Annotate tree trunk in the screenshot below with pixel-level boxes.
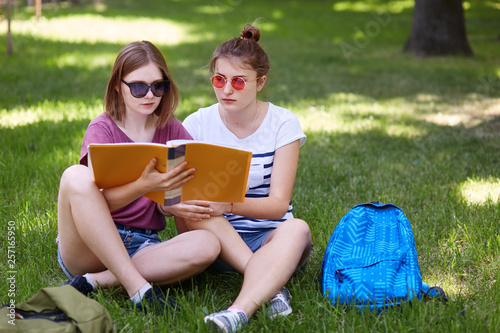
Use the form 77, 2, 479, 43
403, 0, 473, 57
7, 0, 12, 55
35, 0, 42, 20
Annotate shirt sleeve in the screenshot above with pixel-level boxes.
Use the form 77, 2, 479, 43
182, 111, 203, 141
80, 121, 115, 166
275, 109, 307, 150
167, 118, 193, 141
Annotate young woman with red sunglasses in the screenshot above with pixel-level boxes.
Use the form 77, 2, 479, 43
56, 41, 220, 313
174, 25, 313, 331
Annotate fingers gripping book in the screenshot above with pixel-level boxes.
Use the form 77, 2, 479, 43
88, 140, 252, 206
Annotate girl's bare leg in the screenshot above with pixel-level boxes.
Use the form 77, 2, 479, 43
57, 165, 148, 297
231, 219, 311, 316
88, 230, 220, 287
180, 215, 253, 274
180, 215, 311, 317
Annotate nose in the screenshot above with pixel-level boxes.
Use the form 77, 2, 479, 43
223, 80, 233, 94
144, 87, 155, 98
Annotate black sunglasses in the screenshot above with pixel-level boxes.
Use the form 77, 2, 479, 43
121, 79, 170, 98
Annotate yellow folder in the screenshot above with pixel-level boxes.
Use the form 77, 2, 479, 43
88, 141, 252, 206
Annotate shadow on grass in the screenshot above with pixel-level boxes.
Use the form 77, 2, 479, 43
1, 82, 499, 333
1, 0, 498, 112
1, 2, 499, 328
295, 111, 500, 291
0, 118, 89, 215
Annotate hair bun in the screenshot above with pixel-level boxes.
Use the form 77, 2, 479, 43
240, 24, 261, 42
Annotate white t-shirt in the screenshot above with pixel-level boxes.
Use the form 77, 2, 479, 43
183, 102, 306, 233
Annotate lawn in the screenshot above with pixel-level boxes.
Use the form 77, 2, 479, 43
1, 0, 500, 332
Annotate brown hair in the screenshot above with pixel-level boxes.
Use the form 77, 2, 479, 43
105, 41, 179, 128
209, 24, 270, 78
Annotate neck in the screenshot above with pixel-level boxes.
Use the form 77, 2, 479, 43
220, 101, 261, 138
117, 114, 157, 142
119, 113, 155, 130
221, 101, 259, 123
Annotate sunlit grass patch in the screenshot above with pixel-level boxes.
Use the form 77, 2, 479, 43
49, 51, 114, 70
1, 0, 500, 331
332, 0, 414, 13
419, 94, 500, 129
0, 14, 197, 46
459, 177, 500, 205
0, 100, 102, 129
293, 94, 430, 138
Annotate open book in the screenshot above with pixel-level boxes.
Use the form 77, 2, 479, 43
88, 140, 252, 206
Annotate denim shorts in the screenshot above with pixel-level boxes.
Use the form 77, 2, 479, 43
57, 223, 161, 279
115, 223, 160, 257
210, 229, 313, 272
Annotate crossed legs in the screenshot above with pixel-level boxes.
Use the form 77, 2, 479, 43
177, 215, 312, 317
57, 165, 220, 296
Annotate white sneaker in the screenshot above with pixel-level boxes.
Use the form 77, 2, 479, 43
266, 287, 292, 318
204, 309, 248, 333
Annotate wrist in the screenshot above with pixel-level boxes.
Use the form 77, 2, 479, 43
229, 202, 234, 214
134, 177, 152, 198
157, 203, 173, 217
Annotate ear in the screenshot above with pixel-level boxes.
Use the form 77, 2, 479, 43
256, 75, 267, 91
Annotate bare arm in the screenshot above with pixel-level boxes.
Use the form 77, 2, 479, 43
209, 139, 300, 220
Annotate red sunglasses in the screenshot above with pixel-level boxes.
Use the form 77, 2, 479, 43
211, 75, 259, 90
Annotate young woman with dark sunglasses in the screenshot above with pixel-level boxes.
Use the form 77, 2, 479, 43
174, 25, 313, 331
56, 41, 220, 313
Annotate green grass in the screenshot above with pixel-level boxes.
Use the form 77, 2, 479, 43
1, 0, 500, 331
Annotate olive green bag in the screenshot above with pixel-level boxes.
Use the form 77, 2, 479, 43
0, 285, 115, 333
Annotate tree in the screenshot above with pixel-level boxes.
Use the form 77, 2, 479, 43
403, 0, 474, 57
35, 0, 42, 20
6, 0, 12, 55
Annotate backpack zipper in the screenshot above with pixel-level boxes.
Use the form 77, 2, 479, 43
335, 270, 343, 283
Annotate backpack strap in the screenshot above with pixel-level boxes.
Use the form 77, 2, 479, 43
422, 282, 448, 301
354, 201, 401, 210
422, 283, 465, 315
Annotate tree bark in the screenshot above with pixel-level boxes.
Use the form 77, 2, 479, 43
403, 0, 474, 57
7, 0, 12, 55
35, 0, 42, 20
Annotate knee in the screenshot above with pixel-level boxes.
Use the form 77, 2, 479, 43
291, 219, 311, 238
59, 165, 95, 195
183, 216, 221, 232
189, 230, 221, 264
285, 219, 312, 246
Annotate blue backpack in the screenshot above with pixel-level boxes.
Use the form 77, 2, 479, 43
321, 202, 444, 310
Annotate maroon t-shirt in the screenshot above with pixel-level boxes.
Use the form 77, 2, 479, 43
80, 113, 192, 231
